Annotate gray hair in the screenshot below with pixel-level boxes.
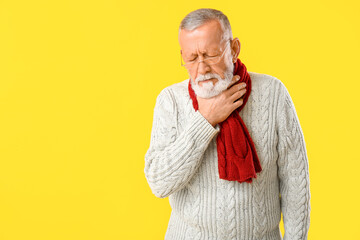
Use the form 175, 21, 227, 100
178, 8, 233, 42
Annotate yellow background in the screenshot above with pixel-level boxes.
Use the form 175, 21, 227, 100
0, 0, 359, 239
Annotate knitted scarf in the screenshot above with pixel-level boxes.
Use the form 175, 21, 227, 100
188, 58, 262, 183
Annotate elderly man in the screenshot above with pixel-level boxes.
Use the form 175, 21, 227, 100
144, 8, 311, 240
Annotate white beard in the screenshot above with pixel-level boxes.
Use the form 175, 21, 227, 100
189, 54, 235, 99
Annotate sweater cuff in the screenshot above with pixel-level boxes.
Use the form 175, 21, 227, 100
187, 110, 220, 144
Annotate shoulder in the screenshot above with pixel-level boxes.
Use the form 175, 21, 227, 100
248, 71, 286, 91
248, 71, 290, 106
248, 71, 298, 124
163, 78, 190, 99
159, 78, 190, 104
250, 71, 293, 98
155, 79, 190, 114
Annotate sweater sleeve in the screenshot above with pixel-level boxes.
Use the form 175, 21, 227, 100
144, 88, 220, 199
276, 83, 311, 240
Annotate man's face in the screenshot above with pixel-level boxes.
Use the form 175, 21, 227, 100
179, 19, 234, 98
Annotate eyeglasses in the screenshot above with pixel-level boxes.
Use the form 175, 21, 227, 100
180, 40, 231, 70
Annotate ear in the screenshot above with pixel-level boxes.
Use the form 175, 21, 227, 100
231, 37, 241, 63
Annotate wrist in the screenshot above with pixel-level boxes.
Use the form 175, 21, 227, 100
200, 112, 217, 127
208, 119, 217, 127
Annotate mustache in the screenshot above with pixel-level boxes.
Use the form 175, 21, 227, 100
195, 73, 221, 83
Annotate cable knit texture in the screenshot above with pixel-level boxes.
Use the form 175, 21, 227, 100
144, 71, 311, 240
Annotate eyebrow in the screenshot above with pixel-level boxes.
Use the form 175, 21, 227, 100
188, 49, 219, 57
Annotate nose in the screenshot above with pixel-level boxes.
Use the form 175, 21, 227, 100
196, 59, 212, 77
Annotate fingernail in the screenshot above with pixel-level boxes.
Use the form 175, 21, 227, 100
243, 83, 247, 87
237, 76, 240, 80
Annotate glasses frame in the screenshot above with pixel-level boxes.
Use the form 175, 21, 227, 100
180, 39, 231, 70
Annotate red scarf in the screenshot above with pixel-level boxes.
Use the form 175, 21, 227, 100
188, 58, 262, 183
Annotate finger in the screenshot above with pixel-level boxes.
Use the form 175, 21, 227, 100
226, 81, 246, 97
230, 88, 247, 102
227, 75, 240, 89
232, 97, 244, 110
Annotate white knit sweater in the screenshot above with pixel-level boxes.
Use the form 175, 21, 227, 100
144, 71, 311, 240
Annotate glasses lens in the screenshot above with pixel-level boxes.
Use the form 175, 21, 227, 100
204, 56, 221, 65
182, 59, 197, 69
181, 41, 229, 69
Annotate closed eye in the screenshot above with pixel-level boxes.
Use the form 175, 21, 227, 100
189, 56, 198, 61
187, 52, 219, 61
205, 53, 219, 58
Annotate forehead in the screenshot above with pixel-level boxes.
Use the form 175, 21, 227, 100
179, 20, 224, 55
